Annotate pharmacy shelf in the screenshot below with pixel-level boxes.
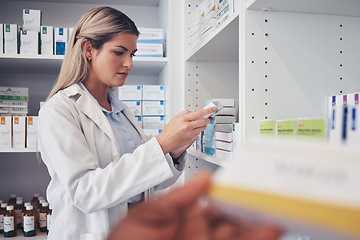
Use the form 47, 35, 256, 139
0, 148, 37, 153
0, 230, 47, 239
246, 0, 360, 17
0, 55, 168, 76
187, 147, 231, 168
10, 0, 160, 6
186, 13, 239, 62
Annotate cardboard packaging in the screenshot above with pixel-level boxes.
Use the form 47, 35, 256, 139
143, 128, 162, 137
54, 27, 68, 55
137, 28, 163, 44
20, 30, 39, 55
0, 116, 12, 148
12, 116, 26, 148
136, 43, 163, 57
22, 9, 42, 32
4, 24, 18, 55
142, 100, 165, 116
122, 100, 142, 116
142, 85, 165, 100
26, 116, 38, 148
40, 26, 53, 55
142, 116, 165, 129
118, 85, 142, 100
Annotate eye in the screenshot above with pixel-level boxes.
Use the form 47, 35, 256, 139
131, 53, 136, 58
114, 51, 124, 56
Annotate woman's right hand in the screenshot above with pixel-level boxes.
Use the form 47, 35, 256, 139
156, 107, 217, 156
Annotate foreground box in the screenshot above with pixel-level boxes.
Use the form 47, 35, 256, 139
207, 140, 360, 240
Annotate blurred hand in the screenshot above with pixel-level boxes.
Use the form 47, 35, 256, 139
107, 172, 282, 240
156, 107, 217, 157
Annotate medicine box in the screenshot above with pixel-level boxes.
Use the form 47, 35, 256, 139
142, 100, 165, 116
136, 43, 163, 58
215, 131, 232, 142
143, 128, 162, 137
122, 100, 142, 116
259, 119, 276, 137
26, 116, 38, 148
40, 26, 53, 55
118, 85, 142, 100
20, 30, 39, 55
13, 116, 26, 148
22, 9, 42, 32
276, 119, 297, 137
0, 24, 3, 54
134, 116, 142, 128
54, 27, 68, 55
4, 24, 18, 55
210, 98, 237, 108
213, 115, 235, 124
0, 87, 29, 101
215, 148, 232, 159
142, 116, 165, 129
68, 27, 74, 40
0, 116, 12, 148
137, 28, 163, 44
214, 123, 233, 132
215, 140, 232, 151
142, 85, 165, 100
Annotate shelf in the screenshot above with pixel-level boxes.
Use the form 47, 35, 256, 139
0, 55, 168, 76
187, 147, 231, 168
0, 148, 37, 153
9, 0, 160, 7
186, 13, 239, 62
246, 0, 360, 17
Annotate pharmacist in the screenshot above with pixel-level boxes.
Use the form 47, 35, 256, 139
37, 6, 216, 240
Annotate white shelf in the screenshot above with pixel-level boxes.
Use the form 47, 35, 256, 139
10, 0, 160, 6
186, 13, 239, 62
187, 148, 231, 168
0, 55, 168, 76
246, 0, 360, 17
0, 148, 37, 153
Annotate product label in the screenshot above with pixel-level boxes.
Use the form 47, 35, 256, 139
25, 9, 30, 14
1, 117, 5, 125
47, 214, 51, 231
0, 214, 4, 230
5, 24, 10, 32
28, 116, 33, 125
4, 216, 14, 232
42, 27, 47, 34
39, 212, 47, 228
24, 216, 35, 232
15, 209, 22, 224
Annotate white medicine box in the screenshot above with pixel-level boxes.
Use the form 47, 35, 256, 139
142, 100, 165, 116
0, 116, 12, 148
122, 100, 142, 116
136, 43, 163, 57
54, 27, 68, 55
118, 85, 142, 100
142, 116, 165, 129
12, 116, 26, 148
26, 116, 38, 148
137, 28, 163, 44
142, 85, 165, 100
20, 30, 39, 55
23, 9, 42, 32
4, 24, 18, 55
0, 24, 3, 54
40, 26, 53, 55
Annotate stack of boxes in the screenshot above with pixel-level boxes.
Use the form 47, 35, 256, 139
187, 0, 235, 50
0, 116, 38, 148
0, 87, 38, 149
136, 28, 164, 58
0, 87, 28, 116
1, 9, 73, 55
118, 85, 165, 136
200, 98, 239, 159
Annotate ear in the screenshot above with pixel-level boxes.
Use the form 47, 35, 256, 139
82, 39, 93, 61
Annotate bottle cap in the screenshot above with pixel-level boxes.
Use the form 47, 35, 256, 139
1, 203, 7, 208
16, 199, 23, 205
26, 205, 33, 211
42, 202, 49, 207
24, 202, 31, 207
7, 205, 14, 211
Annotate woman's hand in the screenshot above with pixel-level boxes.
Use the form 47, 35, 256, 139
156, 107, 217, 156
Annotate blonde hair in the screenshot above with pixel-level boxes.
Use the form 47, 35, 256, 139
46, 6, 139, 100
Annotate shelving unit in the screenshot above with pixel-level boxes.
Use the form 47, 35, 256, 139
0, 0, 178, 218
183, 0, 360, 179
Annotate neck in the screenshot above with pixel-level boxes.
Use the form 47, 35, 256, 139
82, 80, 111, 111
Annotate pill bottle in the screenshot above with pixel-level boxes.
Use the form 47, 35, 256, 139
0, 203, 8, 234
4, 205, 17, 237
23, 205, 36, 237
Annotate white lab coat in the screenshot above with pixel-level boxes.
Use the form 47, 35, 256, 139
38, 84, 186, 240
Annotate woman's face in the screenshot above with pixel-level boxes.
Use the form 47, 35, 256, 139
88, 33, 138, 88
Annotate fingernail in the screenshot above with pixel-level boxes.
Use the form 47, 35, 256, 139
212, 107, 217, 111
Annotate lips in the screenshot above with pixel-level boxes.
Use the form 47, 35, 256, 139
118, 72, 128, 77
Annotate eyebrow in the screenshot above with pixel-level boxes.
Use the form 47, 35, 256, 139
116, 46, 137, 53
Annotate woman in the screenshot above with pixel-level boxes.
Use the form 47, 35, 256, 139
38, 6, 216, 240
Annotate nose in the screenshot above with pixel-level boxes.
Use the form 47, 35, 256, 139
123, 54, 133, 69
